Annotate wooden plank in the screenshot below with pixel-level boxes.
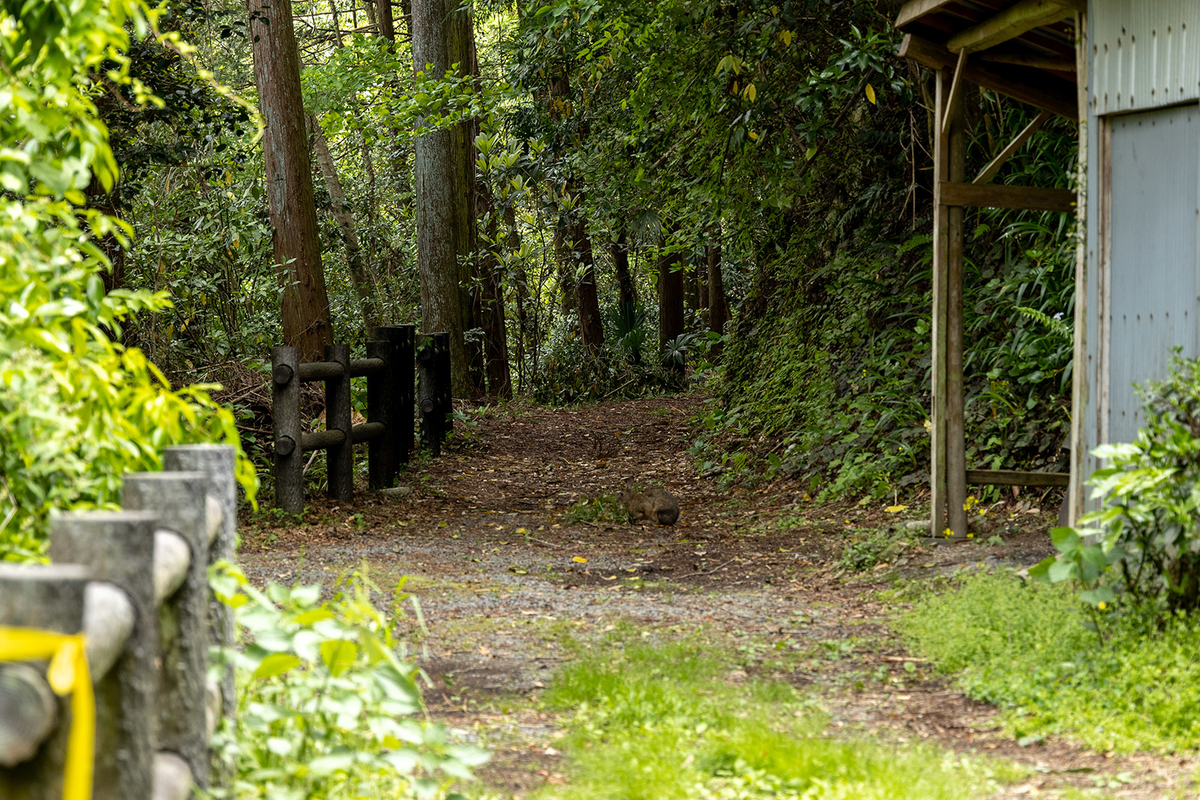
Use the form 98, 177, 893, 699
980, 50, 1077, 71
966, 469, 1070, 487
930, 68, 950, 539
896, 0, 959, 30
1068, 9, 1088, 525
974, 111, 1051, 184
942, 49, 968, 138
948, 0, 1077, 54
946, 70, 968, 539
939, 181, 1077, 212
899, 34, 1078, 119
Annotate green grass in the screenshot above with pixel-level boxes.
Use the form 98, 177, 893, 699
900, 570, 1200, 753
566, 493, 627, 524
531, 630, 1023, 799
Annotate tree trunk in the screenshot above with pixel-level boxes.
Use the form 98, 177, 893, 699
685, 255, 700, 321
476, 188, 511, 397
375, 0, 395, 41
412, 0, 476, 396
611, 227, 637, 310
569, 213, 604, 352
310, 114, 380, 336
249, 0, 332, 362
658, 249, 684, 374
504, 205, 529, 394
707, 242, 728, 359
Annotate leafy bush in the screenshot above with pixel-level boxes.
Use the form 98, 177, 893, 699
0, 0, 256, 561
530, 322, 681, 405
1031, 354, 1200, 616
902, 571, 1200, 753
208, 564, 487, 799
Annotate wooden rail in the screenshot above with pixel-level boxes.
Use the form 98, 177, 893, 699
0, 446, 238, 800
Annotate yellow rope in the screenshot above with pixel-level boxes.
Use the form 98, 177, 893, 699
0, 626, 94, 800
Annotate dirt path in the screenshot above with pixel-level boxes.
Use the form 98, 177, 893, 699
240, 395, 1196, 799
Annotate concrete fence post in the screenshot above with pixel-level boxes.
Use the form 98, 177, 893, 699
0, 564, 91, 800
50, 512, 159, 800
163, 444, 237, 724
122, 472, 211, 790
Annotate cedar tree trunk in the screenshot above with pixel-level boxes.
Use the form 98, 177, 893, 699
412, 0, 476, 396
249, 0, 332, 362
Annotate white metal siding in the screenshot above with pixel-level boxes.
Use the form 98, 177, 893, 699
1106, 105, 1200, 444
1092, 0, 1200, 114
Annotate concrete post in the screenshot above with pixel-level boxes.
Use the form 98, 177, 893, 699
122, 472, 211, 789
50, 511, 159, 800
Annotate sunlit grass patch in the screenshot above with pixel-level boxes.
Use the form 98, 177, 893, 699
534, 632, 1022, 799
901, 570, 1200, 753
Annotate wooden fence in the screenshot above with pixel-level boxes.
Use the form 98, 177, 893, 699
0, 445, 237, 800
271, 325, 453, 514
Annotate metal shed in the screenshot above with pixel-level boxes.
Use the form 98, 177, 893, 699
895, 0, 1200, 535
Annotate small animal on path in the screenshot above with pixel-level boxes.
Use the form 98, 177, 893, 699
619, 478, 680, 526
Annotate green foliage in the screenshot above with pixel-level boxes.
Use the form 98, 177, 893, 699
902, 571, 1200, 753
1031, 354, 1200, 617
839, 525, 918, 572
539, 630, 1021, 799
713, 100, 1078, 499
566, 493, 625, 525
531, 324, 680, 405
208, 564, 488, 799
0, 0, 256, 561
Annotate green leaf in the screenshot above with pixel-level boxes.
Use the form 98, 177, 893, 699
253, 653, 301, 680
320, 639, 359, 677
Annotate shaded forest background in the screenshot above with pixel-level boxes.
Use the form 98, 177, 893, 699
102, 0, 1078, 502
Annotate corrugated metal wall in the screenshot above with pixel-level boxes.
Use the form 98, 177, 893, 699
1092, 0, 1200, 114
1106, 106, 1200, 444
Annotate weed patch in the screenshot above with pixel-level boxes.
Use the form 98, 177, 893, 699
901, 571, 1200, 753
535, 631, 1021, 798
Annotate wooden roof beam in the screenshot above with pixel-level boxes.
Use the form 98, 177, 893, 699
899, 34, 1078, 120
896, 0, 958, 30
947, 0, 1086, 54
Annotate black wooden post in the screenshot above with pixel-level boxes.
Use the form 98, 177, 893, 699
325, 344, 353, 501
365, 339, 389, 490
379, 325, 415, 476
272, 345, 303, 514
434, 331, 453, 435
417, 333, 441, 456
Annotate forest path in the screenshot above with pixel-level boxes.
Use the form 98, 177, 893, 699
240, 395, 1194, 799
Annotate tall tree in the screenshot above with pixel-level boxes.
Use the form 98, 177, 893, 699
248, 0, 332, 361
412, 0, 477, 396
658, 247, 684, 372
706, 241, 728, 359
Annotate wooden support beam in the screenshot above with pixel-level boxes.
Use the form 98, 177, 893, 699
930, 69, 950, 540
942, 50, 968, 138
948, 0, 1080, 54
939, 181, 1077, 212
980, 50, 1077, 72
899, 34, 1078, 120
974, 111, 1051, 184
966, 469, 1070, 487
896, 0, 957, 30
945, 73, 968, 541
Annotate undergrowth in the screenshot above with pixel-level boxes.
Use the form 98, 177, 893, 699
901, 571, 1200, 754
531, 629, 1025, 799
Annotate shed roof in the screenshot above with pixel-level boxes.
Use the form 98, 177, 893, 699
895, 0, 1082, 120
